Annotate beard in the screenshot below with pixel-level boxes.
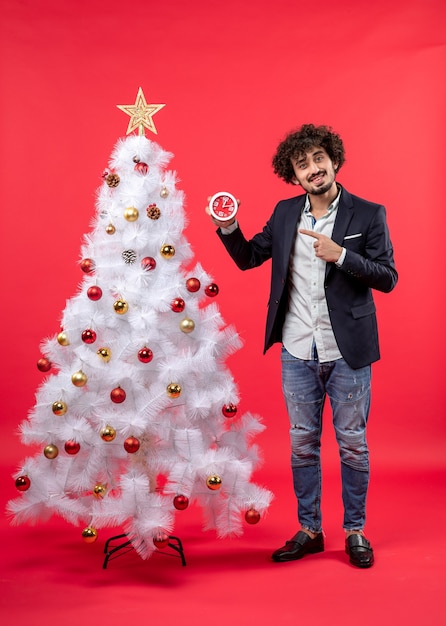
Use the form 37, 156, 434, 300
310, 180, 335, 195
304, 170, 336, 196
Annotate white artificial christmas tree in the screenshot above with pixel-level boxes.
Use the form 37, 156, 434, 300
8, 89, 273, 561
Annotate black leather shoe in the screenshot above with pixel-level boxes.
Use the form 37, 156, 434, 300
345, 534, 374, 568
272, 530, 324, 562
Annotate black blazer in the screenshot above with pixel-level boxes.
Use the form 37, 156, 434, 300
217, 187, 398, 369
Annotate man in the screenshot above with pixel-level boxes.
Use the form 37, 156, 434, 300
207, 124, 397, 568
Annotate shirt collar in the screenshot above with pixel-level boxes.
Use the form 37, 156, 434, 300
303, 184, 342, 215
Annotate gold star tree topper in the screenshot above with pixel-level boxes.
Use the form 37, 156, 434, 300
117, 87, 165, 136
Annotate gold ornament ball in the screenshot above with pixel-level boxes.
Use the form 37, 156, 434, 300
52, 400, 67, 416
114, 299, 129, 314
71, 370, 88, 387
206, 475, 222, 491
160, 244, 175, 258
93, 483, 107, 499
82, 527, 98, 543
124, 207, 139, 222
160, 186, 169, 198
97, 347, 111, 362
106, 223, 116, 235
100, 425, 116, 442
180, 318, 195, 333
57, 331, 70, 346
166, 383, 182, 398
44, 444, 59, 459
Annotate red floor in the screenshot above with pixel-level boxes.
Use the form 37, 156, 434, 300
1, 462, 445, 626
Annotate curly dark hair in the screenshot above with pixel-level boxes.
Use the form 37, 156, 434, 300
272, 124, 346, 184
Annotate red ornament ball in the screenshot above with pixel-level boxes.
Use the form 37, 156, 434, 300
173, 495, 189, 511
134, 161, 149, 175
153, 533, 170, 549
141, 256, 156, 271
87, 286, 103, 301
82, 329, 97, 344
80, 258, 95, 274
205, 283, 219, 297
124, 436, 140, 453
64, 440, 81, 455
15, 475, 31, 491
222, 403, 238, 418
138, 347, 153, 363
171, 297, 185, 313
110, 386, 126, 403
245, 508, 261, 525
37, 357, 52, 372
186, 277, 200, 292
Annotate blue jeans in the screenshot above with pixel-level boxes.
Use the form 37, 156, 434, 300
281, 346, 371, 533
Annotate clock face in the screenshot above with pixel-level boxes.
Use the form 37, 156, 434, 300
209, 192, 238, 221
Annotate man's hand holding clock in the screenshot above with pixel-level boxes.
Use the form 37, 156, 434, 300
206, 192, 239, 228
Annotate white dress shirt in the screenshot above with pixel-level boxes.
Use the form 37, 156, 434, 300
282, 190, 343, 362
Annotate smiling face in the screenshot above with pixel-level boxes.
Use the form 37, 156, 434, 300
291, 146, 338, 196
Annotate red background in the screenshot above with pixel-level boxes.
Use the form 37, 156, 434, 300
1, 1, 445, 624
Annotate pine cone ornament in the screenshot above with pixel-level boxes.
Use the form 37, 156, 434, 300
122, 249, 137, 264
146, 204, 161, 220
106, 173, 120, 188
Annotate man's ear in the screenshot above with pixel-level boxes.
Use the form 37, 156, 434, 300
291, 177, 300, 186
333, 161, 339, 173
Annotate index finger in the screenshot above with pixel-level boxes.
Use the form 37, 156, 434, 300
299, 229, 320, 239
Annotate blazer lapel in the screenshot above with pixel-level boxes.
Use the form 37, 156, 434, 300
281, 195, 305, 274
326, 187, 354, 278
